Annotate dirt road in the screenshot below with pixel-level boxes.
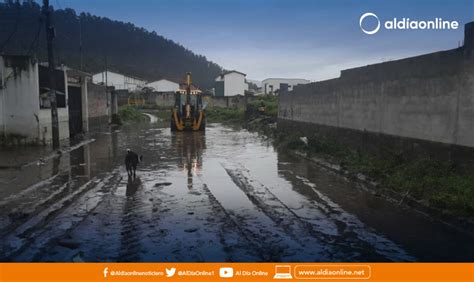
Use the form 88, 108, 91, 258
0, 122, 472, 262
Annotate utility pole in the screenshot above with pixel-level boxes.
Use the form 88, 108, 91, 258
105, 54, 108, 90
79, 16, 83, 70
104, 54, 110, 121
43, 0, 60, 149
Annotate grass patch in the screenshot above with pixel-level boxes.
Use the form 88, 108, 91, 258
276, 132, 474, 217
117, 105, 147, 123
206, 107, 245, 123
385, 160, 474, 214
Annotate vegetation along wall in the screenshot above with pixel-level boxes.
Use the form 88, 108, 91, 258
279, 23, 474, 150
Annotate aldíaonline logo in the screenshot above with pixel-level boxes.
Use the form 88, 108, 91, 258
359, 12, 459, 35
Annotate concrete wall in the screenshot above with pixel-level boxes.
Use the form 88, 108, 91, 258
205, 95, 254, 109
38, 108, 70, 144
262, 78, 310, 94
147, 92, 175, 107
145, 92, 254, 109
87, 82, 109, 130
279, 23, 474, 151
0, 56, 40, 143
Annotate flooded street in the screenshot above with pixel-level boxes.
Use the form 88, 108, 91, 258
0, 122, 472, 262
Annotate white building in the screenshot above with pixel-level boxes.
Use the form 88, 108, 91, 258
92, 71, 146, 91
262, 78, 310, 95
145, 79, 179, 92
214, 70, 248, 96
0, 55, 70, 144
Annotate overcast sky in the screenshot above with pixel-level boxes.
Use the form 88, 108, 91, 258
52, 0, 473, 81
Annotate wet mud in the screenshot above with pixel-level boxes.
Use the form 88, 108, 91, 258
0, 122, 472, 262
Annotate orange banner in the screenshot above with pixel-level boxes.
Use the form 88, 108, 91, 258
0, 263, 472, 282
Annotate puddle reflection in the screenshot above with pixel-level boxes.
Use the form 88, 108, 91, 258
171, 132, 205, 189
126, 177, 142, 197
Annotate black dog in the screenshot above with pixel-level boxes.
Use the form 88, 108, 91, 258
125, 149, 143, 179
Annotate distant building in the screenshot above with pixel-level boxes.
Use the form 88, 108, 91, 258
262, 78, 310, 95
214, 70, 248, 96
145, 79, 179, 92
92, 71, 146, 91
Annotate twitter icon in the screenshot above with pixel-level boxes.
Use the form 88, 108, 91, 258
166, 267, 176, 277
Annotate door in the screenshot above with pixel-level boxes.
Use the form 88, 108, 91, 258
68, 86, 83, 137
279, 83, 289, 94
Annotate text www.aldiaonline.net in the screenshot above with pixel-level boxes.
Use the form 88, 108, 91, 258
294, 265, 371, 279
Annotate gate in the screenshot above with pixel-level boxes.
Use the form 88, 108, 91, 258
68, 86, 83, 137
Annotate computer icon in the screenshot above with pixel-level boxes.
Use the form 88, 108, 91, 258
273, 265, 293, 279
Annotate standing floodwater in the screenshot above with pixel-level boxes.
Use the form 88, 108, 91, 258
0, 122, 472, 262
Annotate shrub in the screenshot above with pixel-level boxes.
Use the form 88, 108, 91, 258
279, 133, 474, 216
118, 105, 146, 123
206, 107, 245, 123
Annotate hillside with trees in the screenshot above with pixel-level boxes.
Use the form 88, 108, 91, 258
0, 1, 223, 88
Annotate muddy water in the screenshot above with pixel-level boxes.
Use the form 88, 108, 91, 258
0, 122, 472, 262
